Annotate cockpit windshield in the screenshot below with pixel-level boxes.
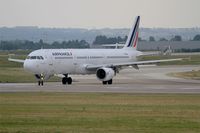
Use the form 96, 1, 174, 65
26, 56, 44, 60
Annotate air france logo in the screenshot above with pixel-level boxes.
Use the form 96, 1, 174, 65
52, 52, 72, 56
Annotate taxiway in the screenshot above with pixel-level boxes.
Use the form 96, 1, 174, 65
0, 65, 199, 93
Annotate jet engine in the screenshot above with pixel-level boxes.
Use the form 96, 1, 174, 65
96, 67, 115, 81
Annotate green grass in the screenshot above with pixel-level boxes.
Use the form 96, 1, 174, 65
0, 55, 24, 68
0, 67, 60, 83
0, 68, 34, 83
0, 50, 32, 55
0, 93, 200, 133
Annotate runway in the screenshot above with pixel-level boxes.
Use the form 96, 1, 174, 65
0, 65, 200, 93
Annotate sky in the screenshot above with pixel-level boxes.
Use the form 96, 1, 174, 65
0, 0, 199, 28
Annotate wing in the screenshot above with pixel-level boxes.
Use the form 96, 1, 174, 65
86, 58, 183, 70
8, 58, 25, 63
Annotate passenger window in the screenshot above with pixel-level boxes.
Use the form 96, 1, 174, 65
37, 56, 41, 60
40, 56, 44, 60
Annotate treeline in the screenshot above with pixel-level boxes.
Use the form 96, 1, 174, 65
148, 34, 200, 42
0, 39, 89, 50
93, 34, 200, 44
175, 48, 200, 53
93, 35, 127, 45
148, 35, 183, 42
1, 34, 200, 50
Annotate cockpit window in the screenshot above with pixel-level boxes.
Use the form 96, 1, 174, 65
40, 56, 44, 60
30, 56, 37, 59
27, 56, 44, 60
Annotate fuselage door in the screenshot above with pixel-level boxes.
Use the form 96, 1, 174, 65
46, 51, 54, 75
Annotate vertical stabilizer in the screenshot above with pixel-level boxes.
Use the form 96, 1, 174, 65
123, 16, 140, 50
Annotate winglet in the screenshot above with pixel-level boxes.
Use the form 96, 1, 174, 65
123, 16, 140, 50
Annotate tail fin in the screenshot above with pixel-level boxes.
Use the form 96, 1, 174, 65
123, 16, 140, 50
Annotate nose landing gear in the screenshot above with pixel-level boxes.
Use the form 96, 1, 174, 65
35, 74, 44, 86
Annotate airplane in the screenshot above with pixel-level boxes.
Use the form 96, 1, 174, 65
8, 16, 182, 86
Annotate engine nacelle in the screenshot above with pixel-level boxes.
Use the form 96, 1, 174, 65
96, 67, 115, 81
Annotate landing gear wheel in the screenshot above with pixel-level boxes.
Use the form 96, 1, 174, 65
62, 76, 72, 85
38, 81, 44, 86
108, 79, 113, 85
102, 79, 113, 85
67, 77, 72, 85
62, 77, 67, 85
102, 81, 107, 85
38, 81, 41, 86
41, 81, 44, 86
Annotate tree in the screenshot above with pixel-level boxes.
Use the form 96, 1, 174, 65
149, 36, 155, 42
171, 35, 182, 41
93, 35, 108, 45
159, 38, 168, 41
124, 36, 128, 42
138, 37, 146, 42
193, 34, 200, 41
93, 35, 127, 45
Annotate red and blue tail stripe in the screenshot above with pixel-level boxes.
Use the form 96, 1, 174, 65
124, 16, 140, 49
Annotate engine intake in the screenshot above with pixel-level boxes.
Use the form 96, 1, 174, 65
96, 67, 115, 81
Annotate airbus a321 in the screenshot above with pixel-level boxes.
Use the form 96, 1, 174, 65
9, 16, 182, 86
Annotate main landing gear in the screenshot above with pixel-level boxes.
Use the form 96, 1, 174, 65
62, 74, 72, 85
102, 79, 113, 85
35, 74, 44, 86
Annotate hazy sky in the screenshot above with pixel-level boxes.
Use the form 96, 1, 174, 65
0, 0, 199, 28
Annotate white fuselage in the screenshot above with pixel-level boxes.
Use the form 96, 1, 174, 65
23, 49, 142, 76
